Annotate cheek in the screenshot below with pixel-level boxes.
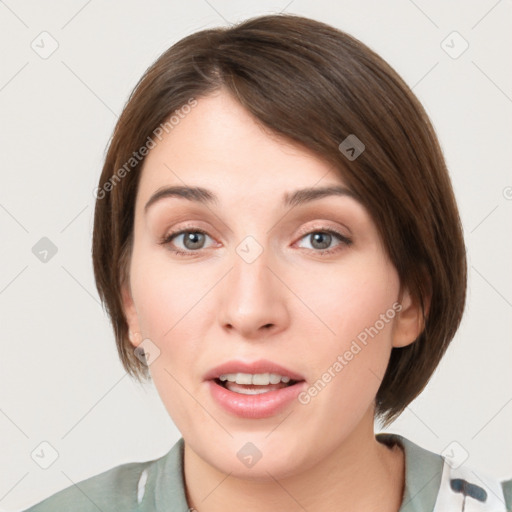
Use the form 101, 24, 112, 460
296, 256, 399, 343
130, 237, 200, 334
130, 254, 207, 429
128, 246, 207, 379
294, 259, 399, 401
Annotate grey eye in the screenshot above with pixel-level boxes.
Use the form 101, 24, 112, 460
181, 232, 207, 250
308, 232, 333, 250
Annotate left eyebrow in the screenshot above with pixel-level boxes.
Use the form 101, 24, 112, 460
283, 185, 358, 208
143, 184, 358, 214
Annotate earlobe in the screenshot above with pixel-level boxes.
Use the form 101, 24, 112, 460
128, 329, 142, 347
392, 288, 427, 348
121, 283, 142, 348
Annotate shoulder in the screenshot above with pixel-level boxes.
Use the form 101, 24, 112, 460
502, 478, 512, 512
377, 433, 512, 512
22, 455, 161, 512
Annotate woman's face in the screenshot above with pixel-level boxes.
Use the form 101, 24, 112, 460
122, 89, 419, 479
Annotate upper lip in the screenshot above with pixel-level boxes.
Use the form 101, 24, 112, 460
204, 359, 305, 382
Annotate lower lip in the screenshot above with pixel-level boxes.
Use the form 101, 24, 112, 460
207, 380, 306, 419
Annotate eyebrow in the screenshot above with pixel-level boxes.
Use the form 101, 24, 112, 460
144, 184, 357, 213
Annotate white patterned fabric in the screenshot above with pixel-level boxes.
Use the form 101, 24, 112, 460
433, 460, 507, 511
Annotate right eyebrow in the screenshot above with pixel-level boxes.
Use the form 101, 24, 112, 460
144, 186, 218, 214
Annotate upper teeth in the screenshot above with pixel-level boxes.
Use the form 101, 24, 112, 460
219, 373, 291, 385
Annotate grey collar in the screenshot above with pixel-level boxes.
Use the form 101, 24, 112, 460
377, 433, 443, 512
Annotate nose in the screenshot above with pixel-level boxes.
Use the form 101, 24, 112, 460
217, 242, 289, 340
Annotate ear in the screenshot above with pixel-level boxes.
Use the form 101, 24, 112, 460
392, 287, 429, 348
121, 282, 142, 349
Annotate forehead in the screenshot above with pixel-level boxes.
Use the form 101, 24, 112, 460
135, 90, 349, 211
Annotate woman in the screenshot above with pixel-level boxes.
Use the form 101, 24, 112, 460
24, 13, 511, 512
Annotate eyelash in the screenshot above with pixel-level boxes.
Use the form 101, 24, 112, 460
158, 225, 352, 257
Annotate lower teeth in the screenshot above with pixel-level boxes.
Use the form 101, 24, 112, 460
222, 381, 290, 395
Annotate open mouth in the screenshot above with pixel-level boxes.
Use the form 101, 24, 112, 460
206, 364, 307, 418
214, 373, 301, 395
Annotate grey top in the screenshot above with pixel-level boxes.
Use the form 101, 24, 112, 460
22, 433, 512, 512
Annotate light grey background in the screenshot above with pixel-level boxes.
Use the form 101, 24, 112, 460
1, 0, 511, 510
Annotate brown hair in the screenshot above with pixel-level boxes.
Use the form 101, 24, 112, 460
92, 13, 466, 425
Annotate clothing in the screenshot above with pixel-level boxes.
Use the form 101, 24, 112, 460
22, 433, 512, 512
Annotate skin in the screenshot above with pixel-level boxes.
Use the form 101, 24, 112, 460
122, 88, 424, 511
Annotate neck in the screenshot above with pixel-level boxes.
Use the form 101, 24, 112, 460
183, 408, 405, 512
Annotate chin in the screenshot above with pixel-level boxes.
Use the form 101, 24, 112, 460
198, 434, 317, 481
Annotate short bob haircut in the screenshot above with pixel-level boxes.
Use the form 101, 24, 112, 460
92, 13, 467, 425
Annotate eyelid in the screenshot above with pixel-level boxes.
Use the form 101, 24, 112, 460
295, 221, 351, 238
292, 219, 353, 248
160, 220, 217, 241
